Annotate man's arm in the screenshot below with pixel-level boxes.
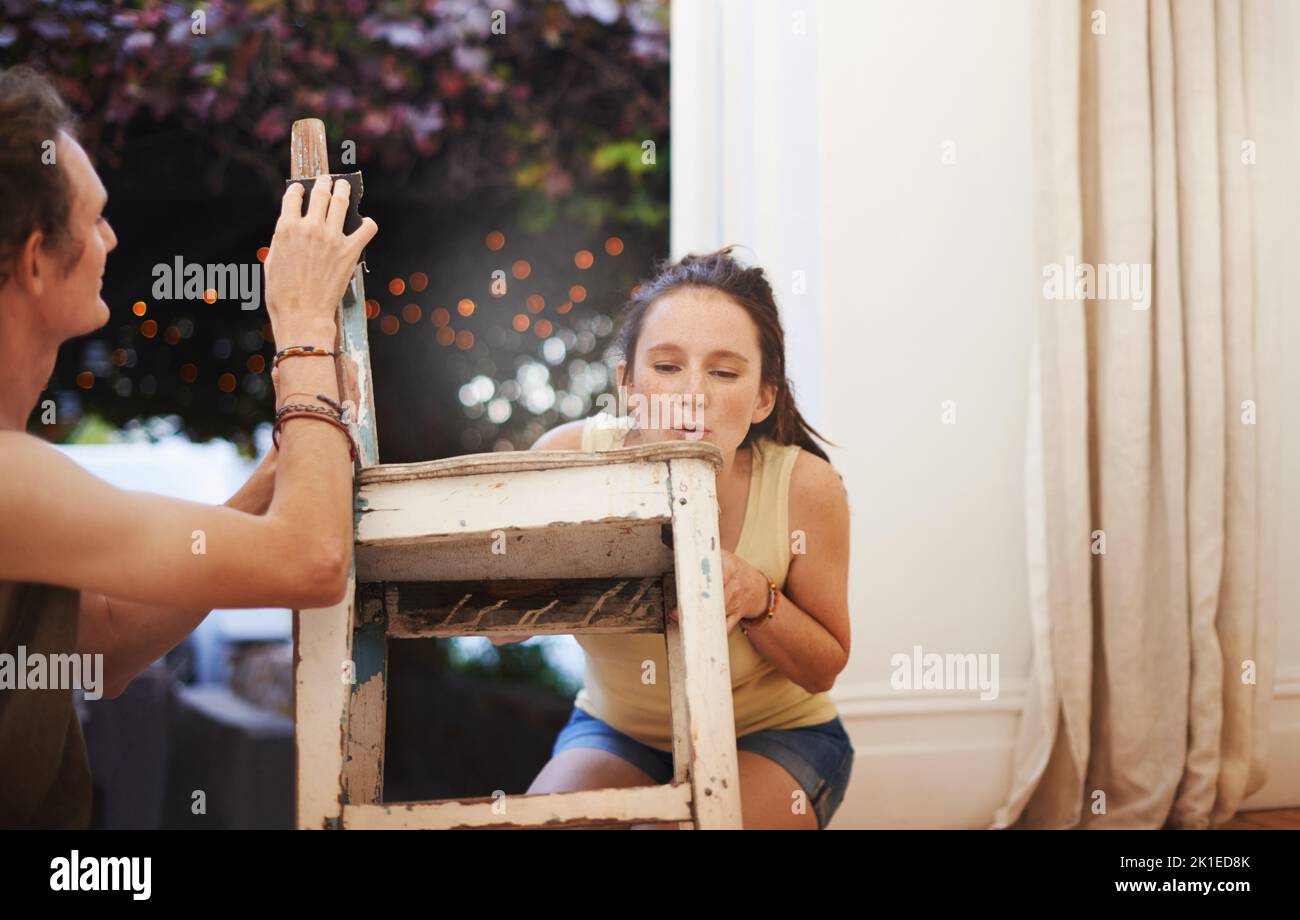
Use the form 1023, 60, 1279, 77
76, 450, 278, 699
0, 175, 377, 611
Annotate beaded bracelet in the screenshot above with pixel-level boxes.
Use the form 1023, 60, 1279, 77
272, 410, 357, 462
272, 345, 337, 369
740, 577, 778, 637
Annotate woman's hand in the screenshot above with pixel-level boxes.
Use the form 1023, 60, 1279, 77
668, 548, 769, 634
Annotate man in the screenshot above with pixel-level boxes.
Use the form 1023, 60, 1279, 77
0, 66, 378, 827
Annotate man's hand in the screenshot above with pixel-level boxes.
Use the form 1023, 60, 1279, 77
263, 174, 377, 343
668, 548, 769, 634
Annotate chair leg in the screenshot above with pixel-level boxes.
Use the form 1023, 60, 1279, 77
342, 583, 387, 806
668, 457, 743, 829
294, 570, 359, 829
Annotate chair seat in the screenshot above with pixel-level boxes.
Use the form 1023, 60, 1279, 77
353, 442, 723, 583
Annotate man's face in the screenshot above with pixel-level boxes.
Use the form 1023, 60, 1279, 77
35, 133, 117, 340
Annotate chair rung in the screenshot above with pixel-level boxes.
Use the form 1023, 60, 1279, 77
341, 783, 693, 829
383, 577, 667, 638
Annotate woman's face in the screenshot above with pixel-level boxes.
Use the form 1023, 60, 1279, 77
616, 286, 776, 458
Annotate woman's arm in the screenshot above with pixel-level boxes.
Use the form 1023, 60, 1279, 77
735, 451, 851, 693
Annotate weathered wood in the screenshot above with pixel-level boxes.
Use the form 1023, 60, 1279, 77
667, 456, 744, 829
357, 441, 722, 485
290, 118, 329, 181
342, 584, 386, 805
662, 574, 691, 783
384, 577, 665, 638
356, 519, 675, 582
294, 572, 356, 829
356, 460, 677, 549
662, 574, 695, 829
290, 117, 381, 830
340, 784, 693, 830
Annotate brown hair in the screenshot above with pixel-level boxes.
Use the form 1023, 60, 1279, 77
612, 246, 836, 462
0, 66, 82, 288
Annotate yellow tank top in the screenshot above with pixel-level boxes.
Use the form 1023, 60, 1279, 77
572, 412, 839, 751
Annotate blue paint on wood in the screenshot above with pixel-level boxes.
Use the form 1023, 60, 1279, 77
339, 267, 379, 468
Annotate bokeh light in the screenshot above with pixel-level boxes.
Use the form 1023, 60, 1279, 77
380, 315, 400, 335
131, 301, 147, 316
388, 278, 406, 296
574, 250, 594, 269
511, 260, 531, 280
402, 303, 423, 323
604, 237, 624, 256
457, 298, 475, 316
485, 231, 505, 251
409, 272, 429, 292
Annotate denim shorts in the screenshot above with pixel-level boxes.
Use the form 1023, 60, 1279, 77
551, 706, 855, 829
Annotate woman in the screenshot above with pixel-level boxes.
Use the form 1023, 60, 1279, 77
504, 248, 854, 829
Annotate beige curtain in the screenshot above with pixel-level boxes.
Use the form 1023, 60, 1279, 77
992, 0, 1290, 829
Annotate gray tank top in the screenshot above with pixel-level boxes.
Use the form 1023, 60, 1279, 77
0, 581, 92, 828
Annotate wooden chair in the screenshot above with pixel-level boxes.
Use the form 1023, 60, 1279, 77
287, 119, 742, 829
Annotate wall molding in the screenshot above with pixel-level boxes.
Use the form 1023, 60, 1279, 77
827, 670, 1300, 828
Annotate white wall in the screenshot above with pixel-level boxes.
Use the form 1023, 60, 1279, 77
672, 0, 1300, 827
